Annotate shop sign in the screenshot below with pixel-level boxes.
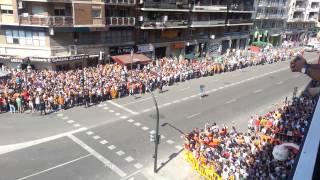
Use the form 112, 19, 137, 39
109, 46, 134, 55
11, 58, 25, 63
137, 44, 154, 52
171, 43, 185, 49
29, 55, 89, 63
0, 55, 12, 61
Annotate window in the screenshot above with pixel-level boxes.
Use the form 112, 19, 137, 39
54, 8, 65, 16
0, 5, 13, 14
92, 7, 101, 18
5, 29, 46, 46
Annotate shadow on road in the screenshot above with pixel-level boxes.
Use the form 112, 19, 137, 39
156, 148, 184, 173
161, 122, 185, 135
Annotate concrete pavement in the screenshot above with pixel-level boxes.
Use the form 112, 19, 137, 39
0, 52, 316, 180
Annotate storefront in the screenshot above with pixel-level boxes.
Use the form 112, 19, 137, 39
170, 43, 185, 57
137, 44, 154, 59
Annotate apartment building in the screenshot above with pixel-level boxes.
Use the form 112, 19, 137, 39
136, 0, 254, 59
286, 0, 320, 42
0, 0, 254, 70
254, 0, 288, 46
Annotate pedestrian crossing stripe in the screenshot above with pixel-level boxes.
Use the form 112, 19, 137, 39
116, 151, 125, 156
134, 122, 141, 126
134, 163, 143, 169
93, 136, 101, 140
142, 126, 149, 131
86, 131, 94, 135
73, 124, 81, 127
67, 120, 75, 124
166, 139, 174, 144
128, 119, 134, 123
100, 140, 108, 144
108, 145, 116, 150
125, 156, 134, 162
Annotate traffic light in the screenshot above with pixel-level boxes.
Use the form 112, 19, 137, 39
150, 133, 155, 142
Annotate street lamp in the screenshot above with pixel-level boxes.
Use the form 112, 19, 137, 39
201, 43, 204, 62
147, 88, 160, 173
130, 48, 134, 71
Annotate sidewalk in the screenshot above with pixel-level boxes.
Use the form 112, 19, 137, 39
141, 152, 204, 180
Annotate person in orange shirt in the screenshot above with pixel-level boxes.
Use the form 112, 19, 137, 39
58, 95, 65, 110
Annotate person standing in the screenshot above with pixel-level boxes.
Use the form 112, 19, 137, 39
40, 98, 46, 115
16, 96, 22, 113
8, 98, 15, 113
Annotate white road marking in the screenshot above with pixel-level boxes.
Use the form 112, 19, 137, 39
103, 107, 109, 110
57, 113, 63, 117
0, 127, 88, 155
93, 136, 101, 140
122, 96, 156, 106
141, 126, 149, 131
108, 145, 116, 150
149, 130, 155, 134
125, 156, 134, 162
73, 124, 81, 127
180, 87, 190, 91
173, 100, 181, 103
187, 113, 201, 119
226, 99, 237, 104
276, 81, 283, 85
16, 154, 91, 180
163, 102, 171, 106
100, 140, 108, 145
134, 122, 141, 127
108, 101, 138, 115
134, 163, 143, 169
121, 116, 128, 119
67, 120, 75, 124
115, 113, 121, 116
68, 134, 127, 177
62, 116, 69, 120
253, 89, 263, 93
182, 97, 189, 101
116, 150, 125, 156
98, 104, 104, 107
120, 170, 142, 180
109, 110, 115, 113
86, 131, 94, 135
127, 119, 134, 123
142, 108, 151, 113
190, 95, 197, 98
166, 140, 175, 144
161, 135, 166, 139
175, 145, 183, 150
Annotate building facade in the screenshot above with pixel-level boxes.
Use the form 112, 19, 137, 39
286, 0, 320, 42
253, 0, 288, 46
0, 0, 254, 70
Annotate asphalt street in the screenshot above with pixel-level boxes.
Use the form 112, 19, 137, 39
0, 52, 315, 180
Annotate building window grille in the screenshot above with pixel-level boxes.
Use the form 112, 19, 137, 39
5, 29, 45, 46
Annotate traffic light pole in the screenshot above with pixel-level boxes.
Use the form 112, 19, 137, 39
149, 90, 160, 173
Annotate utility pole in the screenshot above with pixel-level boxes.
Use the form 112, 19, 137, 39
148, 89, 160, 173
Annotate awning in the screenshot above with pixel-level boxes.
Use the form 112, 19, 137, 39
111, 53, 151, 65
271, 34, 280, 36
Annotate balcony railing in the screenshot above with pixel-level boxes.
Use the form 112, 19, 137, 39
229, 5, 254, 11
192, 5, 227, 12
295, 6, 306, 11
105, 0, 135, 5
107, 17, 135, 26
142, 2, 189, 10
141, 20, 188, 29
19, 15, 73, 26
292, 17, 304, 21
190, 20, 225, 27
227, 19, 253, 24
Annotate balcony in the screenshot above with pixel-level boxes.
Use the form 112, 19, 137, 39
190, 19, 225, 27
292, 17, 304, 21
140, 2, 189, 11
107, 17, 135, 26
309, 6, 320, 12
308, 16, 318, 21
227, 19, 253, 26
19, 15, 73, 27
229, 5, 254, 12
295, 5, 306, 11
105, 0, 136, 6
140, 20, 188, 29
192, 4, 227, 12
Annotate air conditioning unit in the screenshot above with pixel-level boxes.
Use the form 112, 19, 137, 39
139, 0, 143, 4
139, 16, 144, 21
22, 13, 29, 17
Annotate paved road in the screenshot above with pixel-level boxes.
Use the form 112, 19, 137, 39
0, 52, 315, 180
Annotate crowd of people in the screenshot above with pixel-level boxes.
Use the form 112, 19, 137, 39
0, 47, 299, 115
183, 94, 317, 180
